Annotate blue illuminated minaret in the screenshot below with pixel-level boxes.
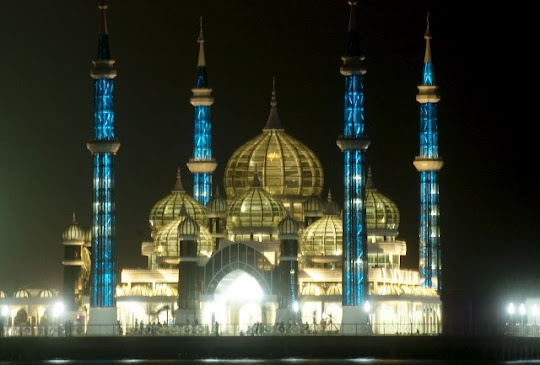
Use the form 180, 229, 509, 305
336, 0, 371, 329
413, 13, 444, 294
86, 0, 119, 333
187, 17, 217, 206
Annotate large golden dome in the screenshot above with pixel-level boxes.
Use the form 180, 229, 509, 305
149, 168, 207, 233
224, 83, 324, 200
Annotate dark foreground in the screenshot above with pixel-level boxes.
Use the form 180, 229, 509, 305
1, 335, 540, 362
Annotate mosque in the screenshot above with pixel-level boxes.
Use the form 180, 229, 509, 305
0, 0, 443, 336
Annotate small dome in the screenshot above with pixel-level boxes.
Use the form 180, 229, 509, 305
365, 170, 400, 231
153, 284, 178, 297
278, 215, 299, 236
301, 215, 342, 256
301, 284, 324, 296
149, 168, 207, 232
155, 216, 214, 258
84, 229, 92, 247
0, 290, 6, 298
178, 215, 200, 240
15, 289, 31, 298
326, 284, 342, 295
38, 289, 56, 298
323, 190, 340, 216
224, 81, 324, 200
303, 195, 324, 217
207, 186, 227, 217
62, 213, 85, 241
227, 172, 287, 229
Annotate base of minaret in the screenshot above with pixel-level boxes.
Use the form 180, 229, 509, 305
87, 307, 118, 336
341, 306, 371, 335
175, 309, 199, 325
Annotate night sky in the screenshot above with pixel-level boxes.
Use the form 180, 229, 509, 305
0, 1, 535, 302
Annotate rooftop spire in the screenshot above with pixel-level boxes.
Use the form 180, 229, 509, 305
173, 167, 185, 191
197, 16, 206, 67
424, 12, 432, 63
179, 203, 188, 217
263, 76, 283, 130
98, 0, 108, 35
346, 0, 361, 57
366, 166, 374, 189
72, 212, 77, 224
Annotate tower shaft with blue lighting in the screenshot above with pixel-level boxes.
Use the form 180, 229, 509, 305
87, 1, 120, 315
413, 15, 443, 294
187, 18, 217, 206
337, 1, 370, 310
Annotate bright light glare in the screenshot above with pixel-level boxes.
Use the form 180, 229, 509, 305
533, 305, 538, 316
53, 302, 65, 317
1, 306, 8, 316
520, 303, 526, 316
363, 301, 371, 313
223, 272, 263, 301
292, 301, 299, 312
507, 302, 515, 315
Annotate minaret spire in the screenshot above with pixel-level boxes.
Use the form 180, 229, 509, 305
197, 16, 206, 67
87, 0, 120, 334
413, 13, 443, 294
337, 0, 371, 331
263, 76, 283, 130
187, 17, 217, 206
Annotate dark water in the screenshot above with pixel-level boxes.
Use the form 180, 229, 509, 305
2, 360, 540, 365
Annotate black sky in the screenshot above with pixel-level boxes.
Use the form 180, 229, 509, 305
0, 1, 536, 300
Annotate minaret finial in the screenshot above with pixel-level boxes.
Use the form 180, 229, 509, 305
197, 16, 206, 67
174, 167, 185, 191
72, 212, 77, 224
327, 189, 332, 201
424, 12, 432, 63
348, 0, 358, 32
263, 77, 283, 130
98, 0, 108, 35
366, 166, 374, 189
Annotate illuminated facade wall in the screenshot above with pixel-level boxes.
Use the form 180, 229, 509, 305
87, 3, 120, 308
188, 19, 217, 206
337, 1, 370, 307
413, 17, 443, 293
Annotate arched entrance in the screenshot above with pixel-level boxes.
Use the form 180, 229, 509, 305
213, 269, 263, 334
200, 242, 278, 334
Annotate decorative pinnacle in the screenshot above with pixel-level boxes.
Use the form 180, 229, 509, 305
179, 203, 188, 217
98, 0, 108, 35
174, 167, 185, 191
271, 76, 277, 107
197, 16, 206, 67
348, 0, 358, 31
366, 166, 374, 189
72, 212, 77, 224
424, 12, 432, 63
263, 77, 283, 130
327, 189, 332, 202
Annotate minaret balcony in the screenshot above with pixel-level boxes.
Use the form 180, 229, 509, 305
87, 140, 121, 154
91, 60, 117, 79
190, 88, 214, 106
340, 56, 366, 75
413, 157, 444, 171
187, 159, 217, 174
336, 136, 371, 151
416, 85, 440, 103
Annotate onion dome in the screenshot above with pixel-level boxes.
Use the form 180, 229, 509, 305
227, 171, 287, 229
15, 289, 31, 298
84, 229, 92, 247
154, 216, 213, 258
301, 215, 342, 256
323, 190, 340, 215
149, 167, 207, 232
207, 185, 227, 218
365, 168, 400, 232
303, 195, 324, 217
178, 211, 200, 241
224, 79, 324, 200
38, 289, 56, 298
278, 214, 299, 236
0, 290, 6, 298
62, 213, 85, 242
